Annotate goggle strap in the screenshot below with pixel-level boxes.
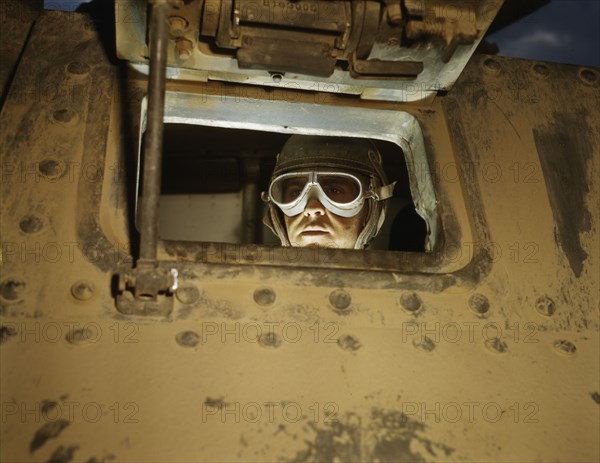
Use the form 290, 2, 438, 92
371, 181, 397, 201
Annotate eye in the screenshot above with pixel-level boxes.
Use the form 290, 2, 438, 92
288, 188, 302, 198
282, 183, 305, 202
323, 184, 349, 200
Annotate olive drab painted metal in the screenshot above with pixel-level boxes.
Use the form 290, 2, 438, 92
1, 4, 599, 463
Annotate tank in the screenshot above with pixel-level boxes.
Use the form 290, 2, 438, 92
1, 0, 598, 461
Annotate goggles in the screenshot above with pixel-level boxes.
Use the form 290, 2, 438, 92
266, 171, 371, 217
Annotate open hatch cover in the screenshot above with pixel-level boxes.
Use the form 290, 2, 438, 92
116, 0, 504, 102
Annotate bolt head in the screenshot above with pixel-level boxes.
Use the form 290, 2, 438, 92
399, 292, 422, 312
337, 335, 362, 352
71, 280, 96, 302
535, 295, 556, 317
176, 330, 200, 347
485, 338, 508, 354
468, 293, 490, 315
175, 285, 200, 304
329, 289, 351, 312
258, 332, 281, 348
553, 339, 576, 355
253, 287, 276, 306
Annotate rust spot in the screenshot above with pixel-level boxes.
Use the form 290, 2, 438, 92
288, 415, 362, 462
204, 397, 227, 409
46, 444, 79, 463
41, 400, 58, 417
30, 420, 70, 453
0, 325, 17, 344
85, 454, 116, 463
533, 112, 593, 277
367, 408, 454, 461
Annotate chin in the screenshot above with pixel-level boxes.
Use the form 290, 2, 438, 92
293, 234, 344, 249
294, 235, 337, 248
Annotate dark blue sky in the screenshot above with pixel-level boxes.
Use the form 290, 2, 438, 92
487, 0, 600, 67
46, 0, 599, 67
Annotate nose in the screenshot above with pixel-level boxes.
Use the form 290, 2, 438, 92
303, 197, 326, 216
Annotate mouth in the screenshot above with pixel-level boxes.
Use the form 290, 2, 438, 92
301, 225, 329, 234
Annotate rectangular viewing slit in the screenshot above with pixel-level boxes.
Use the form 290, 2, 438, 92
135, 92, 452, 270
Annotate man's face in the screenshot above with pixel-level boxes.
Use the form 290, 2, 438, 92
283, 197, 368, 249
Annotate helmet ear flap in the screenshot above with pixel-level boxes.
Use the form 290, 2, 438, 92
263, 203, 291, 246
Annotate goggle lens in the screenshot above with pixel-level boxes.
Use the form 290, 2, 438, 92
268, 172, 365, 218
317, 175, 361, 203
271, 173, 362, 205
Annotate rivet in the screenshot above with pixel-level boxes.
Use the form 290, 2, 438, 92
337, 335, 362, 352
19, 215, 44, 234
590, 392, 600, 404
52, 109, 78, 125
66, 328, 94, 345
70, 280, 95, 302
175, 285, 200, 304
413, 336, 435, 352
482, 57, 500, 72
553, 339, 576, 356
271, 73, 283, 83
175, 38, 194, 60
0, 279, 26, 302
169, 16, 188, 37
67, 62, 90, 75
38, 159, 65, 180
578, 68, 598, 86
535, 295, 556, 317
176, 330, 200, 347
243, 36, 252, 46
398, 292, 422, 312
329, 289, 351, 312
485, 338, 508, 354
79, 247, 100, 264
468, 293, 489, 316
258, 332, 281, 348
533, 63, 550, 77
253, 287, 275, 306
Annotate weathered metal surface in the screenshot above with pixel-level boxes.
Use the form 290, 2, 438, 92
1, 8, 599, 463
0, 0, 43, 108
115, 0, 505, 102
